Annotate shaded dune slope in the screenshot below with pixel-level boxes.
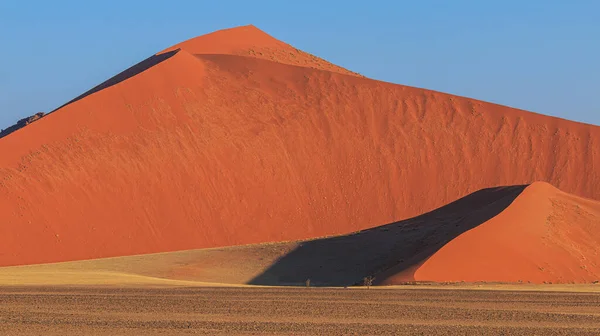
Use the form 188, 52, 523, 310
1, 183, 597, 286
0, 26, 599, 267
247, 185, 528, 286
52, 49, 180, 112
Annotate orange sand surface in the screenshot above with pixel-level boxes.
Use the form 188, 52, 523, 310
0, 26, 598, 268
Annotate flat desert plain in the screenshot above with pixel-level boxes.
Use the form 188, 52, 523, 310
1, 286, 600, 335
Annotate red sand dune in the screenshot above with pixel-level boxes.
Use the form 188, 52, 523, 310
0, 26, 599, 267
380, 182, 600, 284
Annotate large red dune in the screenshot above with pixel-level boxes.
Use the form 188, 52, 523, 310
0, 25, 599, 268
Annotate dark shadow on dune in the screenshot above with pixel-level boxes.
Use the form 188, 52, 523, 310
51, 49, 181, 112
1, 50, 180, 140
248, 185, 528, 287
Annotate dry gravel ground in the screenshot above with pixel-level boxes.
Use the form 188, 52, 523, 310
0, 286, 599, 335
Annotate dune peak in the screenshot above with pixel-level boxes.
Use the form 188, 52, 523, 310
159, 25, 363, 76
160, 24, 276, 54
525, 180, 560, 193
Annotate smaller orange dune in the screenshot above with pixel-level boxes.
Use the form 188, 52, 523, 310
383, 182, 600, 284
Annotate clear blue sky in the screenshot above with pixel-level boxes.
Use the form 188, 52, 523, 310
1, 0, 599, 129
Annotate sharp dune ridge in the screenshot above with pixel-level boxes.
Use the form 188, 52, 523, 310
160, 25, 363, 76
0, 182, 597, 286
0, 26, 598, 286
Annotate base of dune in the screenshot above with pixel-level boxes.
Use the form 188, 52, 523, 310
1, 263, 599, 293
0, 266, 599, 293
1, 182, 598, 289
